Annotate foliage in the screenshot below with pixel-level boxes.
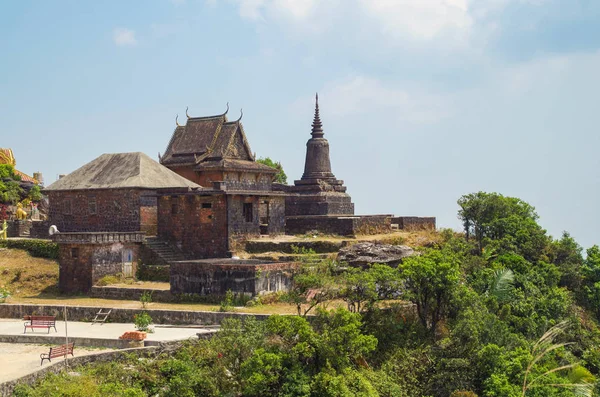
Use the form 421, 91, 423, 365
140, 291, 153, 309
134, 311, 152, 331
136, 264, 170, 282
0, 286, 9, 303
283, 247, 337, 316
256, 157, 288, 184
27, 185, 42, 202
96, 275, 121, 286
0, 238, 59, 259
219, 289, 235, 312
19, 191, 600, 397
400, 248, 461, 332
0, 180, 23, 205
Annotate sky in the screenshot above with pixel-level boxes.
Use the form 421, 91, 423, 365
1, 0, 599, 248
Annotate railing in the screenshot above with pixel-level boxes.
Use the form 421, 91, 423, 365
52, 232, 145, 244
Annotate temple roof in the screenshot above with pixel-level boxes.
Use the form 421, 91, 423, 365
45, 152, 202, 191
160, 108, 255, 167
0, 148, 39, 184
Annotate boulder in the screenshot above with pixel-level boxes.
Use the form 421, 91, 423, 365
337, 242, 415, 267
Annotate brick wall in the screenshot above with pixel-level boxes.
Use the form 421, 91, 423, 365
6, 220, 31, 237
47, 189, 157, 233
158, 194, 229, 258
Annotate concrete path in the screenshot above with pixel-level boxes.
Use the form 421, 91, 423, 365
0, 318, 215, 343
0, 342, 114, 383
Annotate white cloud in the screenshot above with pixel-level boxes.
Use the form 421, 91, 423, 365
113, 28, 137, 47
358, 0, 472, 41
312, 75, 452, 124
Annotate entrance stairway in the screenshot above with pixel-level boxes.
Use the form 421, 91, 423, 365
143, 237, 187, 265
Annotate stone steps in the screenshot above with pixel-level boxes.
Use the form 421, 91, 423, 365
144, 238, 187, 264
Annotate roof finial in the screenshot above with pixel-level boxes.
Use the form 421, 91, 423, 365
223, 102, 229, 116
237, 108, 243, 122
186, 106, 190, 119
175, 114, 181, 127
311, 92, 324, 137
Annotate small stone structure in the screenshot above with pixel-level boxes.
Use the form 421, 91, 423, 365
170, 259, 297, 297
53, 232, 144, 293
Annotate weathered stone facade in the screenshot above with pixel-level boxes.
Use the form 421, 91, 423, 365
157, 189, 286, 259
54, 232, 143, 293
170, 259, 297, 296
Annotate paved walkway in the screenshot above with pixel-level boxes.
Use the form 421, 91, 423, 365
0, 343, 113, 383
0, 318, 214, 342
0, 319, 218, 384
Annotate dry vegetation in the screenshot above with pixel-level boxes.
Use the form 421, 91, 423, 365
0, 247, 59, 298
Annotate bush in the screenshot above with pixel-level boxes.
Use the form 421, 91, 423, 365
219, 290, 235, 312
0, 238, 59, 259
0, 286, 9, 303
96, 275, 121, 286
134, 311, 152, 331
136, 264, 170, 282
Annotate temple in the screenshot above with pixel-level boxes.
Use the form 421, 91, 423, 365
285, 94, 355, 217
0, 148, 42, 184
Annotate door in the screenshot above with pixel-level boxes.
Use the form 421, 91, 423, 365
122, 249, 134, 278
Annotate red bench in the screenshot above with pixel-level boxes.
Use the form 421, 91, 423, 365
23, 315, 57, 333
40, 342, 75, 365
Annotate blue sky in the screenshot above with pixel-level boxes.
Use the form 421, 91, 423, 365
1, 0, 599, 248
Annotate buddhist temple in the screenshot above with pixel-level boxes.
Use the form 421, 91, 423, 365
0, 148, 41, 184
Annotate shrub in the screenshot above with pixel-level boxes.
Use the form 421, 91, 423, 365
0, 239, 58, 259
134, 311, 152, 331
219, 290, 235, 312
136, 264, 170, 282
0, 286, 9, 303
96, 275, 121, 286
140, 291, 153, 309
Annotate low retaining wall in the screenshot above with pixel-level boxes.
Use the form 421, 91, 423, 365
90, 286, 173, 302
0, 304, 270, 325
0, 346, 157, 397
391, 216, 436, 230
0, 334, 143, 349
285, 215, 392, 236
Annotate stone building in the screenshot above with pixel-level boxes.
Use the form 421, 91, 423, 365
156, 107, 287, 257
44, 152, 201, 293
44, 152, 200, 235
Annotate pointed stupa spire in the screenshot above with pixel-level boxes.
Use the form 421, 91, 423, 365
311, 93, 324, 137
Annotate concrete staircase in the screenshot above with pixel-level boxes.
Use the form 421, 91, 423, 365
143, 237, 187, 265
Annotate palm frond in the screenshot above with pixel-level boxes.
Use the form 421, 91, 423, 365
489, 268, 515, 302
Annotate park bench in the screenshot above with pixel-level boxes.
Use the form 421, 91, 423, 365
23, 315, 57, 333
40, 342, 75, 365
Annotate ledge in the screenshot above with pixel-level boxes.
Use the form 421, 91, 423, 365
52, 232, 145, 244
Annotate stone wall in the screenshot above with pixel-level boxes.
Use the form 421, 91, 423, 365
0, 304, 271, 325
170, 259, 297, 296
56, 235, 141, 293
47, 189, 158, 233
227, 195, 260, 237
89, 286, 173, 302
29, 220, 50, 239
158, 193, 229, 258
391, 216, 436, 231
285, 215, 391, 236
285, 193, 355, 217
6, 220, 31, 237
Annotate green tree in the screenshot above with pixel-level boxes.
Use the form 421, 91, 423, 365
400, 249, 461, 332
27, 185, 42, 202
457, 192, 549, 261
257, 157, 287, 184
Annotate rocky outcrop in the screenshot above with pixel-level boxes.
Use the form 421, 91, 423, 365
337, 242, 415, 267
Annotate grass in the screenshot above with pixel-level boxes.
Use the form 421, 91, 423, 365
0, 247, 59, 298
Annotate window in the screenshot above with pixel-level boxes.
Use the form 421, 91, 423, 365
202, 202, 212, 209
243, 202, 253, 222
63, 199, 72, 215
88, 197, 97, 215
71, 248, 79, 259
171, 202, 178, 215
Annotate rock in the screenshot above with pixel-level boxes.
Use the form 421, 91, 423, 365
337, 242, 415, 267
